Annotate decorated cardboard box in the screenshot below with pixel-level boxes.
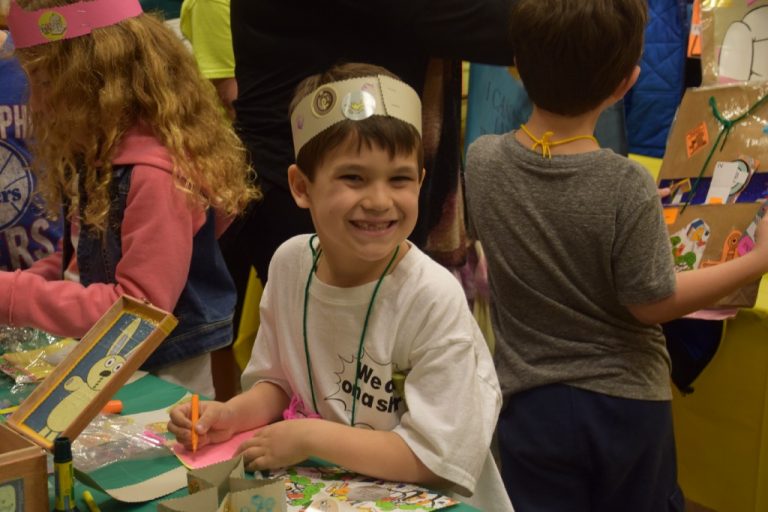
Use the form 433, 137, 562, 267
158, 455, 285, 512
658, 81, 768, 309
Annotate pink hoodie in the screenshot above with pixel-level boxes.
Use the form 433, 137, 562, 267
0, 124, 224, 337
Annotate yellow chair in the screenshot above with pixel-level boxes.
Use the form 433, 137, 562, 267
232, 268, 263, 372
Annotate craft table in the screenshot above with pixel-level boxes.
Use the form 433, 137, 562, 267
1, 372, 481, 511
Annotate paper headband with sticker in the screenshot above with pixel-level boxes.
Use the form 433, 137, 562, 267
290, 75, 422, 157
7, 0, 142, 49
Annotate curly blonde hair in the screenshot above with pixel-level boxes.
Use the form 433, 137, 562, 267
15, 0, 259, 232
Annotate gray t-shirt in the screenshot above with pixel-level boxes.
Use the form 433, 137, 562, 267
465, 132, 676, 402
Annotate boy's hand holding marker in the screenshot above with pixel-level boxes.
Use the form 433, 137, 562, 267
167, 397, 238, 451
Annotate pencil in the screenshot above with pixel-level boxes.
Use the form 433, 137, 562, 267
190, 394, 199, 453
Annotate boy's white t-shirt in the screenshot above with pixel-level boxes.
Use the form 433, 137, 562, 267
242, 235, 512, 510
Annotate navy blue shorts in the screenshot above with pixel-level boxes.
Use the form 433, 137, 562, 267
497, 384, 685, 512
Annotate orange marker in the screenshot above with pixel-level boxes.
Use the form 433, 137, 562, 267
101, 400, 123, 414
190, 394, 199, 453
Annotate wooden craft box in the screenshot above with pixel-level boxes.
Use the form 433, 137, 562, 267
0, 423, 47, 512
0, 296, 177, 511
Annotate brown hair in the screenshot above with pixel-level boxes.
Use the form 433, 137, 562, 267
509, 0, 647, 116
15, 0, 259, 232
288, 62, 423, 181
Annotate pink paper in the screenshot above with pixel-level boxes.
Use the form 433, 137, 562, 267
172, 428, 259, 469
684, 309, 739, 321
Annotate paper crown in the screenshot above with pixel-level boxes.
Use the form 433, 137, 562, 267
290, 75, 422, 157
7, 0, 142, 49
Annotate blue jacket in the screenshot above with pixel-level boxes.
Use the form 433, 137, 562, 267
74, 165, 236, 369
624, 0, 688, 157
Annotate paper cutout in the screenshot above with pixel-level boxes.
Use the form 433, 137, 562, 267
282, 466, 458, 512
701, 229, 742, 267
727, 155, 760, 203
157, 455, 285, 512
671, 219, 711, 271
172, 428, 260, 469
707, 161, 740, 204
664, 208, 681, 225
718, 6, 768, 83
669, 178, 692, 206
76, 465, 188, 504
686, 122, 710, 158
727, 160, 751, 199
688, 0, 702, 57
737, 200, 768, 256
685, 308, 739, 320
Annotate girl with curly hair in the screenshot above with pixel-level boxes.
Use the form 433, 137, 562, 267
3, 0, 259, 395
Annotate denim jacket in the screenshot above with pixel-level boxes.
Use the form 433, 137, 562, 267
71, 165, 236, 369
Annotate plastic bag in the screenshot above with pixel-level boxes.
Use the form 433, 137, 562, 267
72, 413, 171, 472
0, 326, 72, 384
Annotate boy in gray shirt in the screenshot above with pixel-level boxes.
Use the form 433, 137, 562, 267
465, 1, 768, 510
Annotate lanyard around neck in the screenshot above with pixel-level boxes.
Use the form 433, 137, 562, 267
302, 234, 400, 425
520, 123, 598, 158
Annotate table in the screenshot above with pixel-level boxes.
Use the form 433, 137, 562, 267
19, 373, 481, 511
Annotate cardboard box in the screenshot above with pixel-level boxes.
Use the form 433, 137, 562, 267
658, 82, 768, 309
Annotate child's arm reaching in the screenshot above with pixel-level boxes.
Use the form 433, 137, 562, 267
168, 383, 443, 486
627, 214, 768, 325
235, 419, 444, 487
0, 166, 204, 337
167, 381, 289, 450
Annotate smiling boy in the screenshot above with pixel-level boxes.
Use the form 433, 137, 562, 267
169, 62, 512, 510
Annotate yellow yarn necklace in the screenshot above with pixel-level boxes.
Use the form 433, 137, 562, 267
520, 123, 598, 159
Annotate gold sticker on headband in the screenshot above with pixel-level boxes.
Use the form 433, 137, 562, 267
341, 90, 376, 121
311, 87, 336, 118
38, 11, 68, 41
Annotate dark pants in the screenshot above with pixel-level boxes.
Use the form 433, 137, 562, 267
497, 384, 684, 512
218, 179, 314, 332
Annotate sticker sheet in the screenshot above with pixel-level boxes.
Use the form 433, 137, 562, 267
281, 466, 457, 512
